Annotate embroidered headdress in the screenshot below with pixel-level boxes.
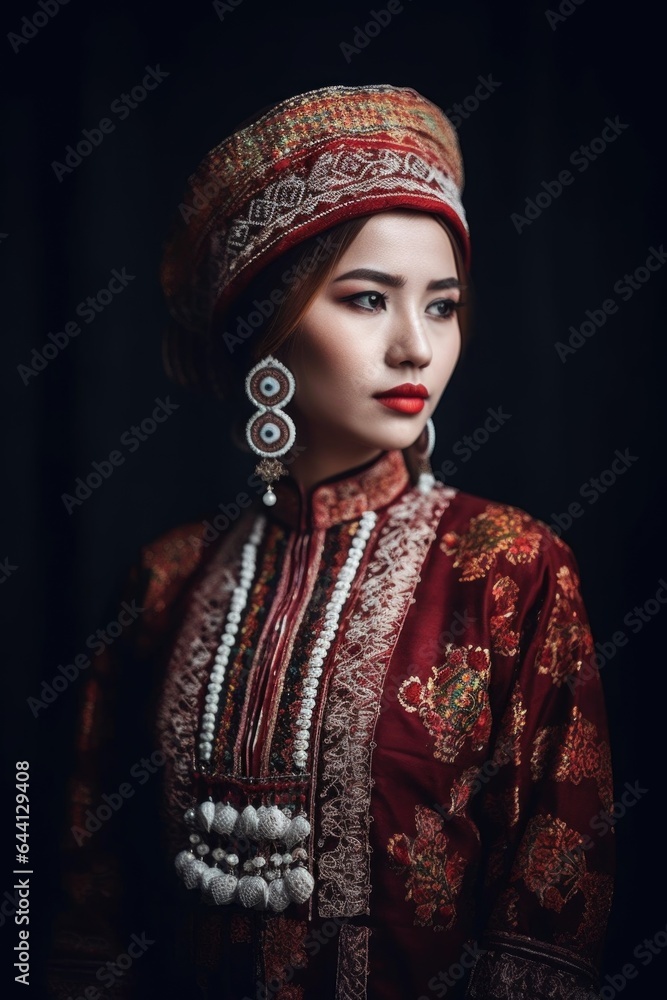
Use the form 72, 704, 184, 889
160, 83, 470, 349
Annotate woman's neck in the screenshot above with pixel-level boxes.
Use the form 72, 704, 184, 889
285, 443, 385, 494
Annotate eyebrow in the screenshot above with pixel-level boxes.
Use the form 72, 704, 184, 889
332, 268, 461, 292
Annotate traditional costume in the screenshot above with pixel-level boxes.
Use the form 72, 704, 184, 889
47, 85, 614, 1000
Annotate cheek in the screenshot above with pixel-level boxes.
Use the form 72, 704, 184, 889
293, 315, 371, 402
299, 348, 364, 410
434, 329, 462, 376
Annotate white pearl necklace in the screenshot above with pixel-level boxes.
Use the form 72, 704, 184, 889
197, 509, 377, 767
292, 509, 377, 768
198, 516, 266, 762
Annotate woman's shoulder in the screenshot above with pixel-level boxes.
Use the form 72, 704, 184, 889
139, 517, 208, 575
433, 482, 582, 583
127, 512, 251, 640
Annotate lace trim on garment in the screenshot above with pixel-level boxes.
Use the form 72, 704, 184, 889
335, 924, 371, 1000
466, 931, 600, 999
153, 516, 254, 857
316, 484, 457, 917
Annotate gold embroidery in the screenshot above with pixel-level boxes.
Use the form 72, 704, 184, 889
317, 485, 456, 918
490, 575, 520, 656
448, 766, 482, 817
556, 871, 614, 958
335, 924, 370, 1000
531, 706, 613, 812
556, 564, 578, 600
440, 503, 547, 581
397, 644, 492, 763
536, 592, 594, 687
512, 814, 587, 912
493, 688, 527, 769
387, 805, 467, 930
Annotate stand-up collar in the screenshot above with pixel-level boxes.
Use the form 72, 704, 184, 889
268, 449, 411, 531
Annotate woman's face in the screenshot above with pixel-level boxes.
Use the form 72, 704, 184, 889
281, 211, 463, 465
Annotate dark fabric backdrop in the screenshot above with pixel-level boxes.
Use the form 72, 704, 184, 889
1, 0, 665, 996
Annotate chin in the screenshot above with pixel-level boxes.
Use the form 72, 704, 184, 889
307, 415, 427, 456
360, 428, 425, 453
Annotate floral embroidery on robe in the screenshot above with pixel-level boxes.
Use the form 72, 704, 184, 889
490, 575, 521, 656
531, 706, 614, 811
536, 589, 595, 686
493, 686, 527, 769
386, 805, 468, 930
440, 503, 548, 581
397, 644, 492, 762
512, 814, 588, 911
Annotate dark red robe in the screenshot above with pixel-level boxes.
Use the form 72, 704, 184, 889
46, 448, 614, 999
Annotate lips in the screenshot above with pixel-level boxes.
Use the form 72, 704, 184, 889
374, 383, 428, 414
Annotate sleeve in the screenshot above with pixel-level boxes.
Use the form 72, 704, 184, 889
45, 559, 151, 1000
44, 523, 209, 999
465, 529, 615, 999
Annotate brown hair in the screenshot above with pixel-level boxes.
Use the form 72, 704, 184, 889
163, 212, 472, 402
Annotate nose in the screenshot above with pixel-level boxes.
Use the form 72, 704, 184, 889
384, 303, 433, 370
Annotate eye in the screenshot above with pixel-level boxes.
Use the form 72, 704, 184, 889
427, 298, 464, 319
340, 290, 389, 312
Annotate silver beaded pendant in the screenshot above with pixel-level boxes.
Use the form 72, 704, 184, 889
175, 799, 314, 912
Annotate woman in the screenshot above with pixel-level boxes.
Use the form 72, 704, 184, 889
47, 84, 614, 1000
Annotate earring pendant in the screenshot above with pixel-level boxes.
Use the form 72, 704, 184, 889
245, 356, 296, 506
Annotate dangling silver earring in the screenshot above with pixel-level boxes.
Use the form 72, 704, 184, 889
411, 417, 436, 494
245, 355, 296, 506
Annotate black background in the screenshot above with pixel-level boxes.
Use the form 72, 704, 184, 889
1, 0, 665, 996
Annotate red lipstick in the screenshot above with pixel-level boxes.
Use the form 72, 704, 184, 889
374, 383, 428, 414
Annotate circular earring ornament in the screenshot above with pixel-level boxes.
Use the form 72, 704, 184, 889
245, 356, 296, 506
423, 417, 436, 459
